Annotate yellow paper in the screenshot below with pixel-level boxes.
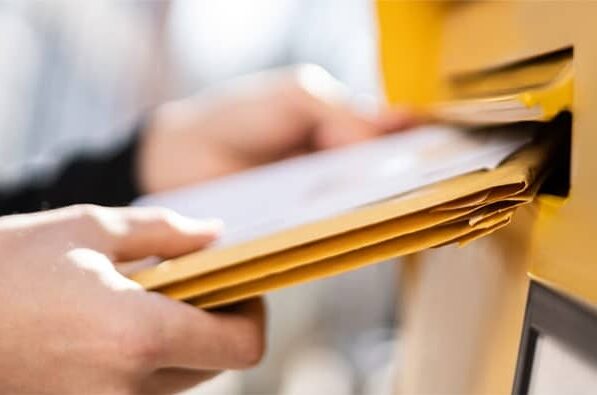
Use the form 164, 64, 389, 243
130, 133, 556, 308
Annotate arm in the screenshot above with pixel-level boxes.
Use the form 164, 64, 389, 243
1, 65, 413, 215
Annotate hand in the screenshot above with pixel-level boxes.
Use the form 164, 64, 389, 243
0, 205, 265, 394
139, 64, 415, 193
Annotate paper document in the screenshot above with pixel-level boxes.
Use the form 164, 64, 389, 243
136, 125, 533, 246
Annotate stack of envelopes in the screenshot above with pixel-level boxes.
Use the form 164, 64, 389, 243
130, 124, 557, 308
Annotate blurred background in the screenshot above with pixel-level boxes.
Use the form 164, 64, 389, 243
0, 1, 400, 394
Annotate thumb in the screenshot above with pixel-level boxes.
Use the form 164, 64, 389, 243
105, 207, 223, 262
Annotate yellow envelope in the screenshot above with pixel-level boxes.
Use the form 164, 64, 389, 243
130, 133, 556, 308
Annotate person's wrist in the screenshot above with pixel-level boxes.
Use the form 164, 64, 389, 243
137, 102, 197, 194
137, 102, 245, 194
136, 107, 168, 194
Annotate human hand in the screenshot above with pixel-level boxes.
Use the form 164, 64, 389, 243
139, 64, 415, 193
0, 205, 265, 394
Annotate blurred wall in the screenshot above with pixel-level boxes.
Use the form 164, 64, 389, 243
0, 0, 382, 185
0, 1, 171, 185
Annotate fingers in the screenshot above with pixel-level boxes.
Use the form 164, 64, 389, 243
313, 106, 419, 150
155, 297, 266, 371
310, 107, 385, 149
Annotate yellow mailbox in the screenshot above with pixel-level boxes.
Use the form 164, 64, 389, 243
377, 1, 597, 394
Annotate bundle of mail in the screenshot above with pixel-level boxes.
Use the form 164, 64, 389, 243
130, 123, 557, 308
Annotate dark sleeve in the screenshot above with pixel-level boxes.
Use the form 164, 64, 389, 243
0, 129, 143, 216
